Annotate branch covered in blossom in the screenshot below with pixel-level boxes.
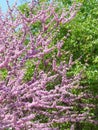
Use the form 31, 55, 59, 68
0, 1, 97, 130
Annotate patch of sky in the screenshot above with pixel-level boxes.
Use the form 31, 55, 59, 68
0, 0, 31, 12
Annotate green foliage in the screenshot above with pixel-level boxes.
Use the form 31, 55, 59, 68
54, 0, 98, 129
54, 0, 98, 88
0, 68, 8, 80
23, 60, 35, 82
18, 3, 30, 17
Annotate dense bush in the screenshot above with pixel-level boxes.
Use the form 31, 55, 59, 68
0, 0, 98, 130
52, 0, 98, 90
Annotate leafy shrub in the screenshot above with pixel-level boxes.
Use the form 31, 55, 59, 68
0, 1, 97, 130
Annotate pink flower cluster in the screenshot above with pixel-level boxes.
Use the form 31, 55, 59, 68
0, 1, 97, 130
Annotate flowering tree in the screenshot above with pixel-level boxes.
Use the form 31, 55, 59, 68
0, 1, 97, 130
